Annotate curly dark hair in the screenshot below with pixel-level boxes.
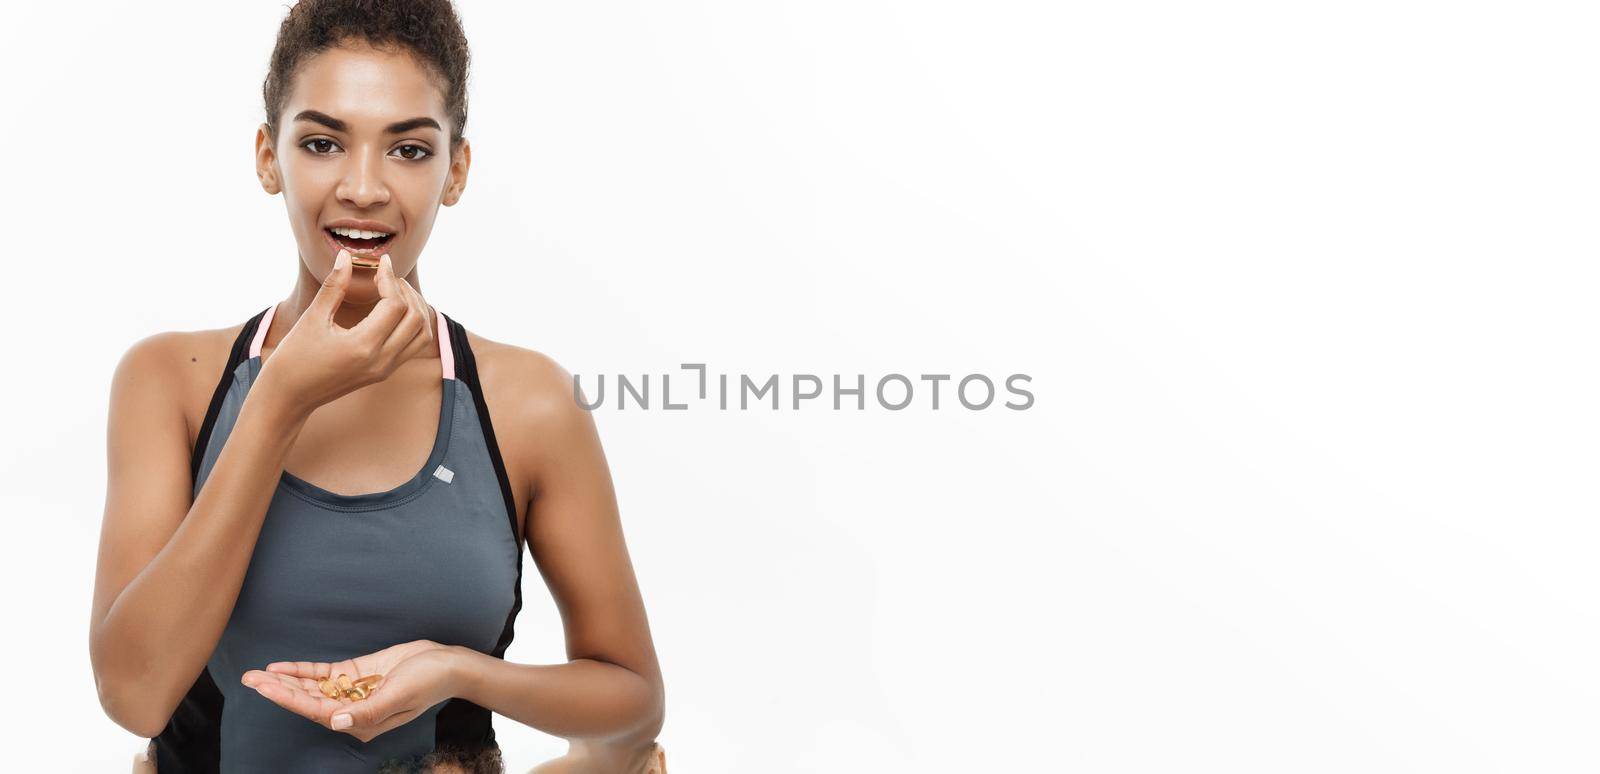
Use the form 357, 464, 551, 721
376, 742, 506, 774
262, 0, 471, 153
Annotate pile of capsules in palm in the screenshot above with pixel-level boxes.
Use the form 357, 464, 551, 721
318, 673, 382, 701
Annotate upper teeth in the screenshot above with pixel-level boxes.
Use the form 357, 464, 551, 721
331, 227, 391, 239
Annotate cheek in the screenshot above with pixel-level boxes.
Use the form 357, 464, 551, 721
278, 154, 336, 198
277, 160, 332, 232
396, 177, 449, 222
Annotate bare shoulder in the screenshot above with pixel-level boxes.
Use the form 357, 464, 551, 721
111, 322, 250, 447
111, 327, 216, 396
464, 330, 582, 425
463, 331, 602, 511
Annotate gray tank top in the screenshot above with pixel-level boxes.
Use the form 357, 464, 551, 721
154, 303, 525, 773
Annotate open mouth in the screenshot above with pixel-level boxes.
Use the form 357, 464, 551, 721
323, 226, 396, 266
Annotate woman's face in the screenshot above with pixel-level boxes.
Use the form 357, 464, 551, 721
255, 39, 470, 299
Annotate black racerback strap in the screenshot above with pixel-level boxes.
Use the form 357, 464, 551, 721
433, 312, 527, 753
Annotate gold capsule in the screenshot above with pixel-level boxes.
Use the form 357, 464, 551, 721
306, 671, 385, 702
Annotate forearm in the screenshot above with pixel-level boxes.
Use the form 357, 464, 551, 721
92, 380, 311, 736
450, 647, 664, 748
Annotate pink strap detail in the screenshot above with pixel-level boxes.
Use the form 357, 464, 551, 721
250, 303, 277, 359
436, 308, 455, 380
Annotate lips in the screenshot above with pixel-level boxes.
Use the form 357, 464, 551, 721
322, 228, 392, 267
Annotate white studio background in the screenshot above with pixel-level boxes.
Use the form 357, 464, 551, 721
1, 1, 1596, 772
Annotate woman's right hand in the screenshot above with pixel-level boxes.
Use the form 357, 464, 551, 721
257, 249, 437, 416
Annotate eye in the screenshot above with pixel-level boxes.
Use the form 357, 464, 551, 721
302, 138, 341, 155
392, 144, 432, 161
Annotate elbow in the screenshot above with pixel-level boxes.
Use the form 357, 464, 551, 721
602, 669, 666, 745
91, 638, 170, 739
96, 677, 170, 740
574, 685, 665, 766
642, 676, 666, 739
623, 672, 666, 744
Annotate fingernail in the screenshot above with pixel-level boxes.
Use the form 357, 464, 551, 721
240, 672, 253, 687
336, 249, 350, 269
332, 713, 353, 730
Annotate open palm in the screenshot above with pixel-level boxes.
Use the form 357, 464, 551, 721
241, 639, 452, 742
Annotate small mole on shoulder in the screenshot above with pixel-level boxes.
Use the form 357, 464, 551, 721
191, 357, 197, 362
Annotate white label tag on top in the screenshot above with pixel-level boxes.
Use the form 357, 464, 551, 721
433, 465, 455, 484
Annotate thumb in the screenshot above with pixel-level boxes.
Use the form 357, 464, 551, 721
331, 688, 399, 731
330, 708, 356, 730
309, 249, 353, 321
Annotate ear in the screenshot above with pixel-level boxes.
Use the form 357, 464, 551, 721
255, 123, 282, 195
441, 137, 471, 206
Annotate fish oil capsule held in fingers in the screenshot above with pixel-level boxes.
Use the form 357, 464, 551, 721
354, 674, 382, 687
351, 683, 370, 700
336, 673, 353, 693
318, 679, 341, 699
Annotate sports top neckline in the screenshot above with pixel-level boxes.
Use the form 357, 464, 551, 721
249, 301, 459, 511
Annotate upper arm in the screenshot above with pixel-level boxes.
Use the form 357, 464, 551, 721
508, 351, 662, 687
91, 333, 197, 638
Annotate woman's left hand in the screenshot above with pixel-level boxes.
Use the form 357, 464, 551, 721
241, 639, 462, 743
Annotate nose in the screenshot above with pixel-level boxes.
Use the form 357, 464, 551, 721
335, 146, 391, 209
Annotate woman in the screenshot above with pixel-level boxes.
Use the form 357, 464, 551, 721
89, 1, 666, 771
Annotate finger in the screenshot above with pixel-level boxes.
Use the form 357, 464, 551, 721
388, 272, 427, 356
247, 672, 329, 724
333, 686, 412, 733
395, 264, 435, 353
397, 281, 436, 357
331, 658, 363, 684
307, 249, 354, 323
350, 254, 409, 346
380, 308, 425, 367
390, 273, 433, 345
374, 252, 399, 301
382, 322, 431, 377
393, 321, 434, 367
353, 254, 409, 342
289, 658, 358, 683
376, 291, 426, 365
263, 660, 326, 679
425, 304, 439, 355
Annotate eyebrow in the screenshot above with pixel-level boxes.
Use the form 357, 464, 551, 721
293, 110, 442, 135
